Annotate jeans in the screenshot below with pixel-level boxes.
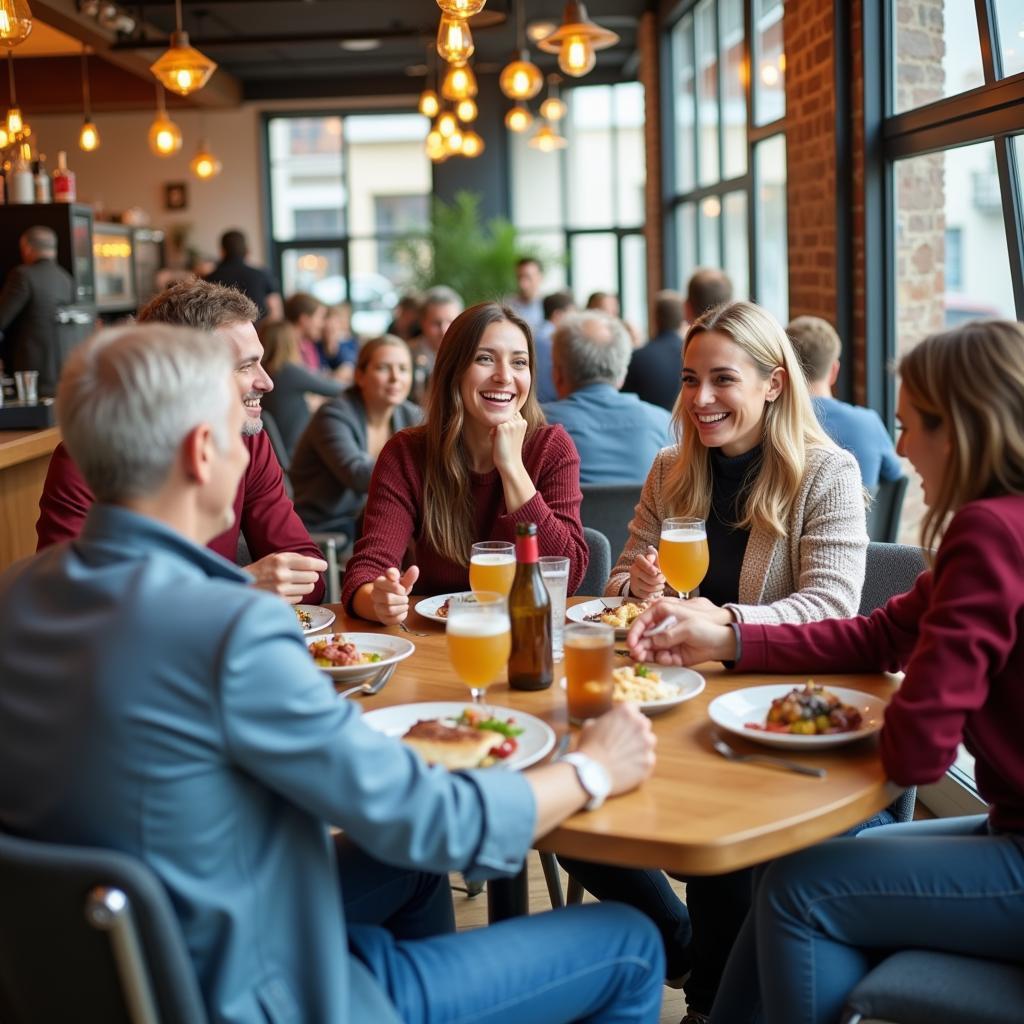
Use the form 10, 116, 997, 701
338, 837, 666, 1023
709, 814, 1024, 1024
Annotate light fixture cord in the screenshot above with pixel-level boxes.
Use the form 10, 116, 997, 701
174, 0, 183, 35
7, 51, 16, 106
515, 0, 525, 52
156, 82, 166, 114
81, 46, 92, 119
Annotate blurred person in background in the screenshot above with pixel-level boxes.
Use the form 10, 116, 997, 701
533, 291, 577, 404
387, 293, 423, 342
622, 290, 686, 411
284, 292, 328, 373
506, 257, 545, 335
586, 291, 620, 317
319, 302, 360, 383
205, 229, 282, 325
409, 285, 463, 405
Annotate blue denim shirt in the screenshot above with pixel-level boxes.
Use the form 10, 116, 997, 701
812, 396, 903, 488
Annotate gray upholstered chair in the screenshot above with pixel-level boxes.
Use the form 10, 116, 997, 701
859, 541, 929, 617
577, 526, 612, 597
0, 831, 208, 1024
580, 483, 642, 565
867, 475, 909, 543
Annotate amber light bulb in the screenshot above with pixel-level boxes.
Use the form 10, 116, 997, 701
441, 62, 477, 101
504, 105, 533, 132
78, 120, 101, 152
190, 141, 221, 178
418, 88, 440, 118
460, 130, 484, 158
437, 15, 474, 63
437, 110, 458, 138
559, 34, 595, 76
148, 113, 182, 156
0, 0, 33, 47
436, 0, 485, 15
456, 97, 478, 122
499, 53, 543, 100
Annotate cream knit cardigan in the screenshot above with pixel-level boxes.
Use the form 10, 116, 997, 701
605, 443, 868, 624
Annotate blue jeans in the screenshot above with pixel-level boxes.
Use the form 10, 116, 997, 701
709, 815, 1024, 1024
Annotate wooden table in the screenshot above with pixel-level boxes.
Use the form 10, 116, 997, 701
0, 428, 59, 571
329, 598, 902, 886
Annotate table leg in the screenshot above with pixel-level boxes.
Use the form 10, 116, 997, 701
486, 865, 529, 922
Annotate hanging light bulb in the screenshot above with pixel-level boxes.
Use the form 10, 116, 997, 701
0, 123, 7, 147
5, 51, 23, 136
441, 62, 477, 101
445, 128, 464, 155
437, 110, 458, 138
425, 128, 445, 160
0, 0, 32, 47
539, 75, 567, 121
437, 14, 473, 63
436, 0, 485, 16
190, 140, 222, 178
529, 119, 568, 152
148, 87, 182, 156
504, 105, 533, 133
499, 52, 543, 100
536, 1, 618, 78
460, 130, 484, 158
78, 46, 101, 152
455, 97, 478, 122
418, 88, 440, 118
6, 106, 22, 135
150, 0, 217, 95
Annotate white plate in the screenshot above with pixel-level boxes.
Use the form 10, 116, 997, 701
708, 685, 886, 750
414, 592, 474, 624
295, 604, 335, 635
361, 701, 556, 771
307, 632, 415, 682
559, 665, 706, 716
565, 597, 646, 637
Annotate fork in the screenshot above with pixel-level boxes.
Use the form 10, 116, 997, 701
337, 662, 398, 700
398, 619, 430, 637
712, 736, 827, 778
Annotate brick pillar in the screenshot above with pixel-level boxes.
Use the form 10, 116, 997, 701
639, 9, 663, 321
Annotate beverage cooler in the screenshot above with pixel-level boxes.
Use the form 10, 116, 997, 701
93, 223, 165, 319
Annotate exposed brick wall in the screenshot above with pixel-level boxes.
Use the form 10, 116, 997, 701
639, 9, 664, 320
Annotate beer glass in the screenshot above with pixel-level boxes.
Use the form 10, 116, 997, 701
564, 623, 615, 723
469, 541, 516, 597
446, 592, 511, 705
659, 517, 709, 598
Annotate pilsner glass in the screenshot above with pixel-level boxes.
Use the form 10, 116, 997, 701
446, 592, 511, 705
469, 541, 516, 597
659, 516, 709, 598
564, 623, 614, 723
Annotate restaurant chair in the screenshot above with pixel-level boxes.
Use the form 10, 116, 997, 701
0, 831, 208, 1024
842, 948, 1024, 1024
866, 476, 909, 544
577, 526, 612, 597
858, 542, 928, 617
580, 483, 642, 563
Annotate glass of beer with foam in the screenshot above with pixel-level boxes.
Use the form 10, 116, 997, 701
659, 517, 709, 598
446, 592, 511, 705
469, 541, 516, 597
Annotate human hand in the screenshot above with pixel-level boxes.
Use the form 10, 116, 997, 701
370, 565, 420, 625
576, 703, 656, 797
628, 545, 665, 600
490, 413, 528, 476
626, 598, 737, 666
246, 552, 328, 604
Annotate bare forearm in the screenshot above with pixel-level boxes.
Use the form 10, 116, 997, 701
526, 763, 589, 838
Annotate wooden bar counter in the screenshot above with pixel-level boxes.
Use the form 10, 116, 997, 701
0, 428, 59, 570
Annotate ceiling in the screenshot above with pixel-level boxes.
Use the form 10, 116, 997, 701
21, 0, 649, 109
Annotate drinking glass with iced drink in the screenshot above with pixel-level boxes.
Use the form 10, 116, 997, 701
564, 623, 614, 723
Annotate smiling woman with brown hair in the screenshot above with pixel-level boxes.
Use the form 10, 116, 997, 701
340, 301, 588, 625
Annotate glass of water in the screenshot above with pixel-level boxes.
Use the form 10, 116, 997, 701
539, 556, 570, 660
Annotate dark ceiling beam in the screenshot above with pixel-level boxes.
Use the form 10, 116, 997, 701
112, 25, 437, 49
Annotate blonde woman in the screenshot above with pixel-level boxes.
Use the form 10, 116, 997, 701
608, 300, 867, 626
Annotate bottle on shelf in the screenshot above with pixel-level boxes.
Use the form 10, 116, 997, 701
52, 151, 76, 204
33, 154, 51, 203
8, 146, 35, 205
507, 522, 553, 691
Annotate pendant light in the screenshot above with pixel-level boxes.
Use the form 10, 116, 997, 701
460, 130, 484, 158
445, 126, 464, 155
148, 86, 182, 156
425, 125, 446, 161
6, 51, 23, 137
441, 62, 477, 101
437, 109, 458, 139
0, 0, 32, 47
435, 0, 485, 16
529, 119, 568, 151
418, 42, 440, 118
150, 0, 217, 96
190, 141, 221, 178
437, 14, 473, 64
504, 104, 533, 133
536, 1, 619, 78
455, 97, 478, 122
78, 46, 100, 152
499, 0, 542, 101
539, 75, 567, 122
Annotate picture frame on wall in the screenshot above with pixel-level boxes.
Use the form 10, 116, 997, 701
164, 182, 188, 211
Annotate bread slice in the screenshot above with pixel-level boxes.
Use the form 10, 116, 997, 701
401, 719, 501, 770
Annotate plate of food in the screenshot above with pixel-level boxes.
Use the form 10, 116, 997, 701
361, 702, 556, 771
708, 682, 886, 750
414, 592, 475, 624
559, 664, 705, 716
307, 632, 415, 682
565, 597, 650, 636
295, 604, 336, 635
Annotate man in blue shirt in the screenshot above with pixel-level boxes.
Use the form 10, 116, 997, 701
544, 311, 673, 484
506, 256, 545, 335
533, 289, 576, 404
0, 323, 664, 1024
787, 315, 904, 488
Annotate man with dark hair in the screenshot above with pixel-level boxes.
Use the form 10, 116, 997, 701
533, 290, 576, 404
622, 289, 687, 411
35, 279, 329, 603
685, 267, 733, 322
205, 228, 283, 323
387, 292, 422, 341
409, 285, 463, 404
586, 291, 620, 317
787, 314, 903, 488
507, 256, 545, 333
0, 226, 75, 396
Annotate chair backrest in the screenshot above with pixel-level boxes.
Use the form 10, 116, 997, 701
0, 832, 208, 1024
858, 541, 929, 616
259, 409, 293, 483
867, 476, 909, 543
577, 526, 612, 596
579, 483, 642, 565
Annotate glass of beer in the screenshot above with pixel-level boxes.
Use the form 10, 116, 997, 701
659, 517, 709, 598
446, 592, 512, 705
469, 541, 516, 597
564, 623, 615, 723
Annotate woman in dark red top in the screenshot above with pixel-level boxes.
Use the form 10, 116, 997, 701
628, 320, 1024, 1024
342, 302, 587, 624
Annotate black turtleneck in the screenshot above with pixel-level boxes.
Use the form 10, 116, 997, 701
698, 444, 762, 606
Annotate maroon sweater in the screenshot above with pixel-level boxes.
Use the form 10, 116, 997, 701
737, 496, 1024, 833
342, 424, 588, 610
36, 435, 327, 604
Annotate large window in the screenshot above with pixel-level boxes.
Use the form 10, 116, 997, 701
511, 82, 648, 333
264, 113, 430, 336
666, 0, 788, 322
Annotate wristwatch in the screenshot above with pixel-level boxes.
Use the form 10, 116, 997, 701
561, 752, 611, 811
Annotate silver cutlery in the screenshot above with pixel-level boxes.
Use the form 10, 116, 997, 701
712, 736, 827, 778
642, 614, 678, 639
337, 662, 398, 700
398, 620, 430, 637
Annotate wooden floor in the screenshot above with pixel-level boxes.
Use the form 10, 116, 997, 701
451, 851, 689, 1024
